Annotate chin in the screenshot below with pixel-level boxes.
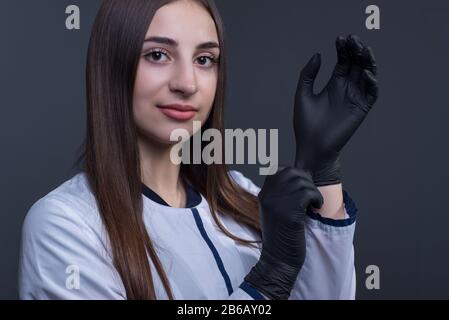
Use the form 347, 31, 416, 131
137, 126, 193, 147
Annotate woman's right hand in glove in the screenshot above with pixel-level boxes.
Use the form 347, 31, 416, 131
244, 167, 324, 300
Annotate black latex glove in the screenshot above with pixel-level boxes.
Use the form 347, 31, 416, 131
293, 34, 379, 186
244, 167, 323, 300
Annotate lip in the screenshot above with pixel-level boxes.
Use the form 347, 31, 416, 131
157, 104, 197, 121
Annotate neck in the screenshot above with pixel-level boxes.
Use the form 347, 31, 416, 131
138, 135, 185, 208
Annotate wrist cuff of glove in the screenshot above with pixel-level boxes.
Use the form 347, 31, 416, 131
313, 175, 341, 186
244, 250, 301, 300
294, 156, 341, 186
312, 162, 341, 187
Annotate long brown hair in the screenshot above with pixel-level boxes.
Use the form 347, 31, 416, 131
81, 0, 261, 299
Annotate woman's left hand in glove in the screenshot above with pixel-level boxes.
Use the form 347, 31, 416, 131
293, 34, 379, 186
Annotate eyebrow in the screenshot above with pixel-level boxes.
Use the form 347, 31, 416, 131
144, 36, 219, 50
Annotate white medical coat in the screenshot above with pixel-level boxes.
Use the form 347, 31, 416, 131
19, 170, 357, 300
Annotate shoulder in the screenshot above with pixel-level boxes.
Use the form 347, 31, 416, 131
22, 172, 103, 244
19, 173, 124, 299
228, 170, 261, 196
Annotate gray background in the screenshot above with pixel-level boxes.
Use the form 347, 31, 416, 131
1, 0, 448, 299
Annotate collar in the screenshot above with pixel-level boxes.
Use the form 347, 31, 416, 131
142, 180, 202, 208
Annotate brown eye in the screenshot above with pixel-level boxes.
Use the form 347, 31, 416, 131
145, 49, 170, 63
196, 55, 217, 67
150, 52, 163, 61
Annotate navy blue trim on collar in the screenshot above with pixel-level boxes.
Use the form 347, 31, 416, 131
142, 181, 202, 208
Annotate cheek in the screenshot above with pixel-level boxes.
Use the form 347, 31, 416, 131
133, 62, 168, 125
197, 71, 218, 121
132, 63, 170, 140
133, 63, 163, 109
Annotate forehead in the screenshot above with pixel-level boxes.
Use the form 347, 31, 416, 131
146, 0, 219, 44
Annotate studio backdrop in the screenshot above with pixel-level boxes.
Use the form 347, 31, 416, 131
1, 0, 448, 299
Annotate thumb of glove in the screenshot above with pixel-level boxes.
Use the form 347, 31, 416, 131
297, 53, 321, 98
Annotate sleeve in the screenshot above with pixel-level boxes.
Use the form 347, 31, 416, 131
18, 196, 126, 300
225, 282, 268, 300
289, 190, 356, 300
228, 170, 357, 300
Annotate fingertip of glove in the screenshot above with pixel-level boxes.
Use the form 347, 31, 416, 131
311, 197, 324, 209
348, 33, 360, 42
363, 69, 377, 83
336, 36, 346, 47
309, 52, 321, 63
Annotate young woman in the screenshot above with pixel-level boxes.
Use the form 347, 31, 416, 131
19, 0, 377, 300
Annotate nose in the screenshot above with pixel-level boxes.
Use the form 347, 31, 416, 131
169, 60, 198, 96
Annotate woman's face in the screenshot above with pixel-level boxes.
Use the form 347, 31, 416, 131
133, 0, 220, 145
